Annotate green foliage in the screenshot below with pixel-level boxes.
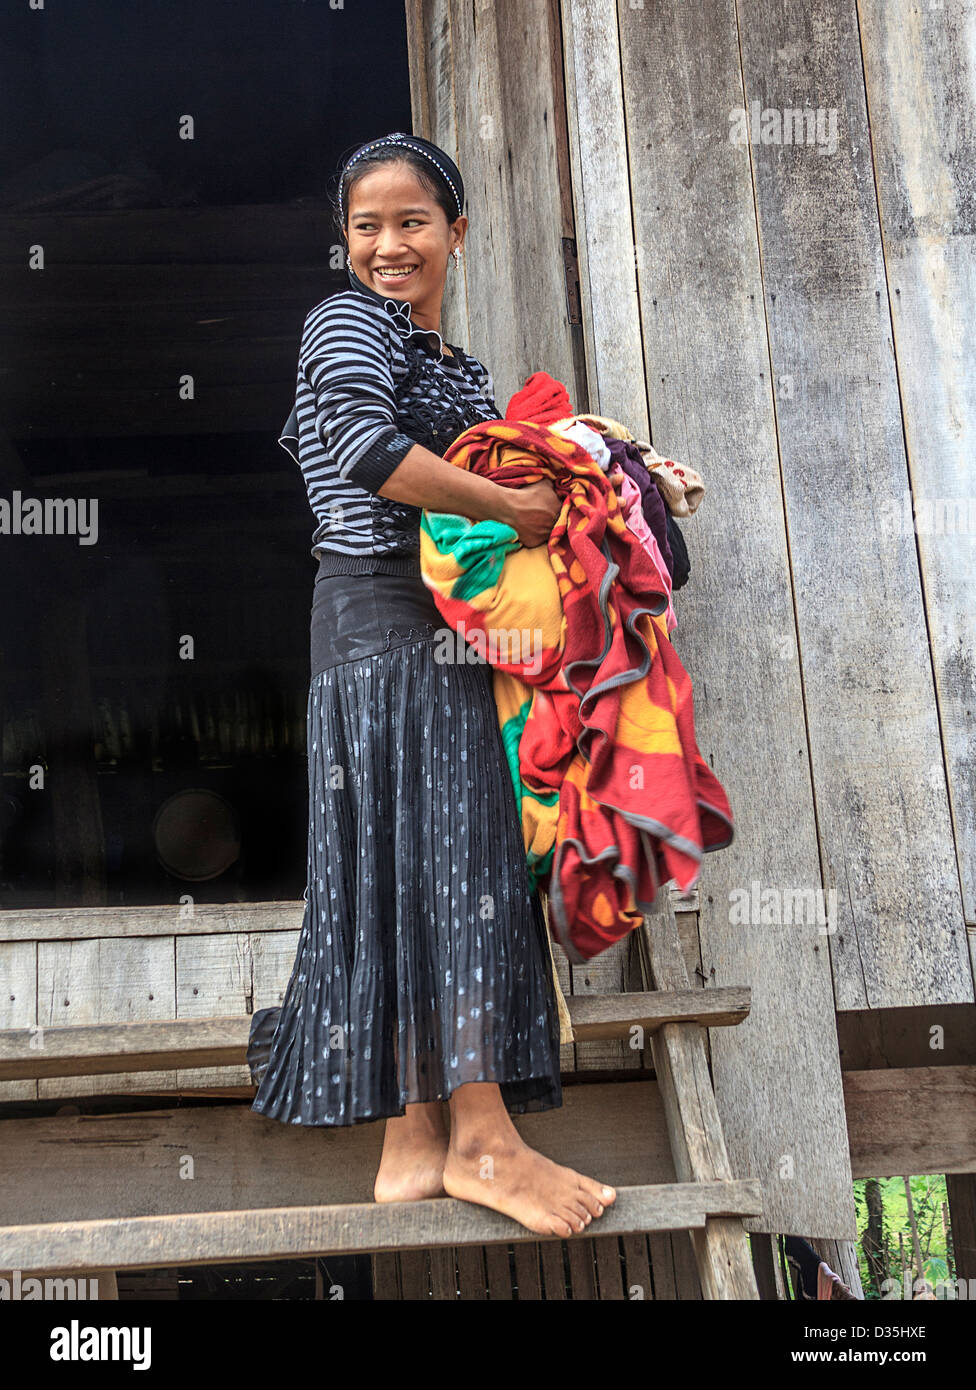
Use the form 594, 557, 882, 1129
854, 1174, 954, 1300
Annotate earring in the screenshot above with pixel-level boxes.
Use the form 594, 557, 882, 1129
346, 251, 352, 270
452, 247, 462, 269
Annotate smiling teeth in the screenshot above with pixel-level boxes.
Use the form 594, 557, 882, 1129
377, 267, 416, 276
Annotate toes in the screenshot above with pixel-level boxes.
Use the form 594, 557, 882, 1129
565, 1197, 593, 1227
580, 1177, 617, 1204
549, 1213, 576, 1239
560, 1203, 589, 1234
575, 1186, 605, 1218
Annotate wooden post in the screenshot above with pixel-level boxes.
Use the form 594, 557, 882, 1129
641, 899, 759, 1299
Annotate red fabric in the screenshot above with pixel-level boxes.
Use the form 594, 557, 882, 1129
504, 370, 574, 426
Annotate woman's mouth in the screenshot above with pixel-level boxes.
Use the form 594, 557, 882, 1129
373, 264, 419, 286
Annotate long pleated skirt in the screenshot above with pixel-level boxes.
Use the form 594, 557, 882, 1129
247, 564, 563, 1126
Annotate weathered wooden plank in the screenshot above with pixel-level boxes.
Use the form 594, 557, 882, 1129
621, 1233, 652, 1301
640, 907, 763, 1297
559, 0, 648, 428
0, 1082, 677, 1225
594, 1235, 625, 1300
0, 1182, 765, 1273
456, 1244, 488, 1300
370, 1252, 401, 1300
413, 0, 584, 413
0, 901, 303, 943
512, 1242, 542, 1300
174, 935, 254, 1091
539, 1240, 567, 1299
0, 986, 750, 1082
844, 1065, 976, 1179
857, 0, 976, 930
571, 937, 645, 1071
0, 942, 36, 1102
611, 0, 858, 1241
35, 938, 177, 1098
736, 0, 970, 1006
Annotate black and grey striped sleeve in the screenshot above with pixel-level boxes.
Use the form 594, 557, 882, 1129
299, 293, 419, 493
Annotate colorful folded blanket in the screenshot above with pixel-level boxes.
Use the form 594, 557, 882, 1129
420, 415, 733, 964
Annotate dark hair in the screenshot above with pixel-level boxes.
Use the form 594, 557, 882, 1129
332, 146, 460, 243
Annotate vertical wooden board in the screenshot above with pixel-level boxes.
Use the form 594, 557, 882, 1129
175, 933, 252, 1089
456, 1244, 488, 1299
673, 1231, 703, 1301
539, 1240, 568, 1299
482, 1242, 514, 1300
734, 0, 970, 1007
428, 1247, 457, 1299
250, 928, 301, 1010
579, 0, 858, 1239
593, 1234, 625, 1300
570, 936, 643, 1071
370, 1253, 401, 1300
559, 0, 649, 428
397, 1249, 430, 1299
512, 1241, 543, 1299
409, 0, 582, 411
36, 937, 177, 1097
565, 1238, 597, 1299
0, 941, 37, 1101
647, 1233, 676, 1300
621, 1233, 652, 1301
858, 0, 976, 930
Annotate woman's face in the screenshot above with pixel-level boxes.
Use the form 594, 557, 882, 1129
344, 162, 465, 308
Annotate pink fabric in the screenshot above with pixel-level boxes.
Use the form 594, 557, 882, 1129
611, 464, 677, 633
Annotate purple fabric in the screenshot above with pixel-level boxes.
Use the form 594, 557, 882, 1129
605, 438, 673, 576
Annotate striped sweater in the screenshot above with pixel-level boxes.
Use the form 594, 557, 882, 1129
278, 268, 501, 576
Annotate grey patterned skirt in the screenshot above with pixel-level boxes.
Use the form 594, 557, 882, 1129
247, 564, 563, 1126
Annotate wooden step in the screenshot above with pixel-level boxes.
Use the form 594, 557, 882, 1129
0, 1180, 764, 1273
0, 988, 751, 1082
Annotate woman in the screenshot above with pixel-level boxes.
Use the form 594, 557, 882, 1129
248, 132, 616, 1240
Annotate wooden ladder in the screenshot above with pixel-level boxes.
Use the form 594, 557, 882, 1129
635, 888, 761, 1299
0, 890, 761, 1298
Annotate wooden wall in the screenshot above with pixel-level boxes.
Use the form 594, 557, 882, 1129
405, 0, 976, 1239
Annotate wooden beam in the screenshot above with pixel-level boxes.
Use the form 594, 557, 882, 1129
844, 1066, 976, 1180
0, 1180, 764, 1273
0, 901, 304, 943
0, 988, 752, 1081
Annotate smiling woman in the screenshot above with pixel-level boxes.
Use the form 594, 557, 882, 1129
247, 131, 617, 1241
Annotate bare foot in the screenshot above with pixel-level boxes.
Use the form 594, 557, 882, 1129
373, 1103, 450, 1203
442, 1130, 617, 1238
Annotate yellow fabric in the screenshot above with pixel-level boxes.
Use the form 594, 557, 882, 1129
540, 892, 574, 1046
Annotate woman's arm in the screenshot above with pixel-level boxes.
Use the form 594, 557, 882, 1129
299, 295, 559, 546
378, 442, 560, 549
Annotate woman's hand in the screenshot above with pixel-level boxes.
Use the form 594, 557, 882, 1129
499, 480, 563, 548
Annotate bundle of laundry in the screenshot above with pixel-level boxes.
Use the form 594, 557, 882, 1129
419, 390, 733, 964
506, 376, 703, 594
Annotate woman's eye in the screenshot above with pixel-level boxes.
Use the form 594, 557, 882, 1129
354, 220, 424, 228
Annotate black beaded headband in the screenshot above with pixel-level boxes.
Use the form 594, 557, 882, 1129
338, 132, 465, 226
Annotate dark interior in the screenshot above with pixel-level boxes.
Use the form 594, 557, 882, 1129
0, 0, 412, 906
